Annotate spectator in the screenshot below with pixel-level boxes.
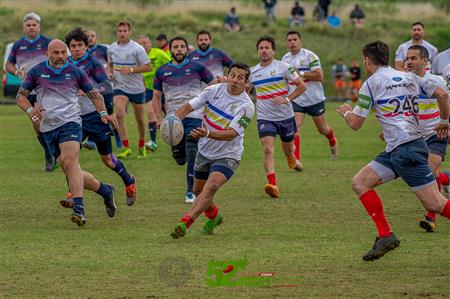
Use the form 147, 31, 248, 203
350, 4, 365, 27
318, 0, 331, 18
224, 7, 241, 32
327, 11, 341, 28
332, 58, 347, 100
313, 4, 325, 22
262, 0, 277, 25
155, 33, 171, 57
348, 60, 362, 102
289, 2, 305, 27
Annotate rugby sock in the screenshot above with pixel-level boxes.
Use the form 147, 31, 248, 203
72, 197, 84, 214
113, 129, 122, 148
111, 154, 134, 186
95, 182, 113, 198
138, 139, 145, 148
267, 172, 277, 186
359, 190, 392, 238
325, 127, 337, 147
204, 205, 219, 219
37, 133, 52, 160
440, 200, 450, 219
122, 139, 129, 148
294, 134, 301, 160
148, 122, 157, 142
180, 213, 194, 228
187, 161, 195, 192
439, 172, 449, 186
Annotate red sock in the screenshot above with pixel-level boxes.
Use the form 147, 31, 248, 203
426, 211, 436, 222
440, 200, 450, 219
294, 134, 301, 160
267, 172, 277, 185
439, 172, 449, 186
359, 190, 392, 237
138, 139, 145, 148
325, 127, 337, 147
122, 139, 129, 148
180, 213, 194, 228
204, 205, 219, 219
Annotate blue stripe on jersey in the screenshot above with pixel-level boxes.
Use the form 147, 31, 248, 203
207, 101, 234, 120
366, 82, 375, 105
252, 76, 284, 86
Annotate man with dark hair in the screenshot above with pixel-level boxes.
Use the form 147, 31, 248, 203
224, 6, 241, 32
60, 27, 136, 209
6, 12, 55, 171
249, 35, 306, 198
86, 30, 108, 66
395, 22, 438, 71
170, 63, 255, 238
107, 20, 152, 159
337, 40, 450, 261
188, 30, 234, 80
152, 36, 215, 204
289, 1, 305, 27
262, 0, 277, 25
156, 33, 171, 57
405, 45, 450, 232
350, 4, 365, 27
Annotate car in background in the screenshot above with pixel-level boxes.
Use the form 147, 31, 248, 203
2, 42, 21, 97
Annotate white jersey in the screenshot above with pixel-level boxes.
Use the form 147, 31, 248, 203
416, 72, 449, 140
249, 60, 298, 121
282, 48, 325, 107
442, 64, 450, 85
107, 40, 150, 94
352, 66, 438, 152
189, 83, 255, 160
431, 49, 450, 76
395, 40, 438, 69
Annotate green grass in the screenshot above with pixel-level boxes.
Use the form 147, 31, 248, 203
1, 103, 449, 298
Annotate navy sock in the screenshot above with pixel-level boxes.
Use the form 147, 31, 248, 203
37, 133, 52, 160
187, 161, 194, 192
148, 122, 157, 142
72, 197, 84, 214
96, 182, 112, 198
111, 154, 134, 186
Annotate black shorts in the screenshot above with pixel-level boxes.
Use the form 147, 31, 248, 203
292, 101, 325, 117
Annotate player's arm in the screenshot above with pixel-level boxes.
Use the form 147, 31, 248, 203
432, 87, 450, 138
302, 67, 323, 82
152, 89, 164, 126
6, 61, 25, 79
175, 103, 194, 120
86, 89, 118, 128
394, 61, 405, 71
273, 76, 306, 105
336, 103, 365, 130
191, 127, 239, 141
337, 83, 371, 130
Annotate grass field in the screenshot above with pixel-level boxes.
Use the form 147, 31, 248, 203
1, 102, 449, 298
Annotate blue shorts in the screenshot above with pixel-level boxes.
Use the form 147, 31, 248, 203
113, 89, 145, 104
194, 152, 240, 181
292, 101, 325, 117
145, 89, 153, 103
426, 134, 447, 161
28, 94, 37, 106
257, 117, 297, 142
369, 138, 435, 191
81, 111, 113, 155
42, 122, 82, 159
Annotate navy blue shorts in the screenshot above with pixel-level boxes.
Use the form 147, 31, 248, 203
145, 89, 153, 103
257, 117, 297, 142
81, 111, 113, 155
28, 94, 37, 106
194, 152, 240, 181
426, 134, 447, 161
42, 122, 82, 159
369, 138, 435, 191
292, 101, 325, 117
113, 89, 145, 104
171, 118, 202, 164
104, 93, 114, 115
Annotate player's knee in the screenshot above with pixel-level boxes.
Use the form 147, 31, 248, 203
59, 154, 76, 170
423, 196, 445, 213
351, 175, 367, 195
205, 181, 220, 195
263, 145, 274, 157
318, 126, 329, 135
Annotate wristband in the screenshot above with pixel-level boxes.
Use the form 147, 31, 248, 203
439, 117, 449, 125
26, 107, 33, 114
299, 71, 305, 77
99, 111, 108, 117
130, 67, 134, 73
205, 129, 210, 138
344, 111, 352, 119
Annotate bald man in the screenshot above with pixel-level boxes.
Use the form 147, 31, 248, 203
16, 39, 118, 227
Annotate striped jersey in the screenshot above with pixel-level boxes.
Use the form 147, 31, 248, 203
188, 47, 234, 78
20, 61, 94, 132
154, 59, 214, 119
107, 40, 149, 94
352, 66, 438, 152
87, 44, 108, 65
7, 35, 52, 74
249, 60, 299, 121
189, 83, 254, 160
416, 72, 449, 140
282, 48, 325, 106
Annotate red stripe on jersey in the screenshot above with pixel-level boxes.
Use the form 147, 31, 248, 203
256, 90, 288, 100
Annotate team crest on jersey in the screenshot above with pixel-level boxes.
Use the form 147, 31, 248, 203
230, 104, 237, 114
65, 73, 72, 80
185, 69, 191, 75
392, 77, 402, 82
37, 44, 42, 50
270, 70, 276, 76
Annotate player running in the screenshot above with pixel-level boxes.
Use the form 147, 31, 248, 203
153, 36, 215, 203
337, 41, 450, 261
249, 35, 306, 199
170, 63, 255, 238
16, 39, 118, 226
282, 31, 338, 168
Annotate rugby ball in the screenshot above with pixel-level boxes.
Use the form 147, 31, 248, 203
160, 115, 184, 146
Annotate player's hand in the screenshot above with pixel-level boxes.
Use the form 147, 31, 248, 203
272, 96, 290, 105
77, 90, 86, 97
116, 67, 132, 75
216, 76, 227, 83
433, 123, 449, 139
156, 115, 164, 129
101, 114, 119, 128
16, 68, 26, 80
336, 103, 352, 117
190, 126, 208, 139
30, 104, 45, 123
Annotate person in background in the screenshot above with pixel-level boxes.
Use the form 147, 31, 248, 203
350, 4, 365, 27
224, 7, 241, 32
289, 2, 305, 28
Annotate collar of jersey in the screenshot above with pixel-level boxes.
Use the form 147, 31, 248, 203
195, 47, 213, 56
375, 66, 390, 74
69, 53, 89, 65
169, 59, 189, 69
46, 60, 70, 74
23, 34, 41, 43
